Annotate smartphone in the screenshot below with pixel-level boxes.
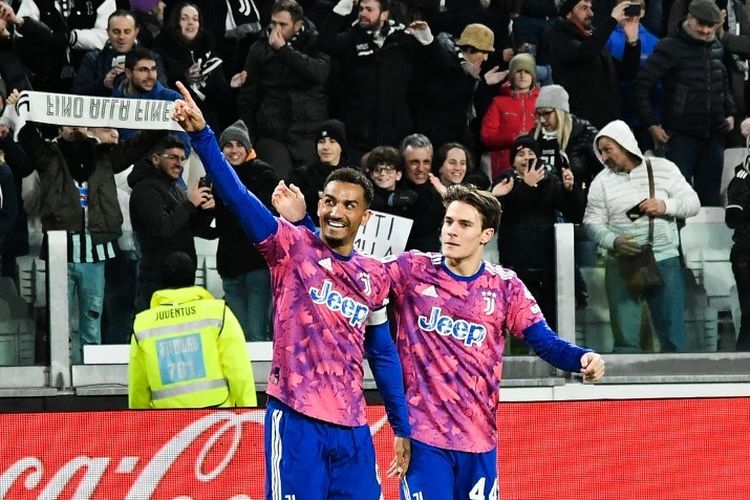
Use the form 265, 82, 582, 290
624, 3, 640, 16
111, 55, 125, 68
198, 176, 212, 190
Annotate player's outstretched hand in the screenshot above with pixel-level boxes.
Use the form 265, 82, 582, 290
172, 81, 206, 132
387, 436, 411, 479
272, 180, 307, 222
580, 352, 605, 382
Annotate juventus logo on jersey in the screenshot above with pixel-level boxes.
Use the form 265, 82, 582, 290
482, 291, 497, 315
359, 272, 372, 296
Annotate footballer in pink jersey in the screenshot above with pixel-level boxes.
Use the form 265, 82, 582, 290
388, 184, 605, 499
172, 82, 411, 500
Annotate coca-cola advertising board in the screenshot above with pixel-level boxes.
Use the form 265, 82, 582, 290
1, 398, 749, 499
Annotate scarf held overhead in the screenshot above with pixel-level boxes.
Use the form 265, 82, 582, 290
1, 91, 185, 140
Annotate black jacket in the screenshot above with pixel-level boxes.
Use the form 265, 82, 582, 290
634, 24, 736, 138
534, 115, 600, 193
288, 160, 347, 223
413, 32, 482, 148
127, 158, 214, 273
495, 172, 584, 268
153, 29, 232, 129
238, 18, 330, 143
726, 164, 750, 251
318, 14, 421, 150
18, 125, 164, 244
548, 17, 640, 129
214, 157, 280, 277
402, 181, 444, 252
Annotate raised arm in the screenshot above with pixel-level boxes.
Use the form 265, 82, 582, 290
173, 81, 278, 243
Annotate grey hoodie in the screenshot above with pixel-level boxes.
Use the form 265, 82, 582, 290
584, 120, 700, 261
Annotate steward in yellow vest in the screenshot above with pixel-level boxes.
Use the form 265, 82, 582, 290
128, 252, 257, 408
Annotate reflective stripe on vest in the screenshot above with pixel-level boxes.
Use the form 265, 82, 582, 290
134, 318, 223, 342
151, 377, 229, 401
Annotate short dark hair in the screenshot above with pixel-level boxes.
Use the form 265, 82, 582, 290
272, 0, 304, 22
107, 9, 136, 29
151, 134, 186, 156
434, 142, 473, 173
372, 0, 391, 12
443, 184, 502, 232
125, 47, 157, 70
363, 146, 401, 173
162, 251, 196, 288
324, 168, 374, 208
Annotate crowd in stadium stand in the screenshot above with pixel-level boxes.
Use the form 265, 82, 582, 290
0, 0, 749, 357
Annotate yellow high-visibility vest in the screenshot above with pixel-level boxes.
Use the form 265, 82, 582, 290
130, 286, 244, 408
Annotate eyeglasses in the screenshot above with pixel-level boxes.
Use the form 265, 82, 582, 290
534, 109, 555, 120
160, 153, 186, 162
372, 165, 397, 174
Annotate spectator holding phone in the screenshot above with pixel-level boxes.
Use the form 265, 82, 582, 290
491, 135, 584, 330
605, 0, 661, 152
72, 9, 168, 96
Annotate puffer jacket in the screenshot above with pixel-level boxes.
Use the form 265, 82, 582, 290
480, 83, 539, 178
633, 23, 735, 138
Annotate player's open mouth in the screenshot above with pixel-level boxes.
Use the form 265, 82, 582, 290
326, 220, 346, 228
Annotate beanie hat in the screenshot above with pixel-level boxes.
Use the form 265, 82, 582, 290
508, 53, 537, 88
219, 119, 252, 151
317, 119, 348, 151
688, 0, 722, 24
558, 0, 584, 18
456, 23, 496, 52
535, 84, 570, 113
509, 135, 541, 168
129, 0, 161, 13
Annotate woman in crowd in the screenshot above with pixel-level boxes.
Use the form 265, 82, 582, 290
154, 2, 242, 130
429, 142, 490, 196
531, 84, 600, 194
480, 53, 539, 180
491, 135, 584, 331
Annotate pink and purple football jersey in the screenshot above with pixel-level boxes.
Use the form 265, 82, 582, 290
256, 219, 390, 427
386, 251, 545, 453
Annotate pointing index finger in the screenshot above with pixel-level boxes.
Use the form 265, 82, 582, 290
175, 81, 196, 107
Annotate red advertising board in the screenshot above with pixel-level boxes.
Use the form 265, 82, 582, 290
0, 398, 748, 499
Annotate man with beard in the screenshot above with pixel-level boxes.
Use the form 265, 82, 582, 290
238, 0, 330, 180
128, 135, 215, 312
318, 0, 433, 163
113, 46, 191, 153
548, 0, 639, 129
172, 81, 411, 499
0, 90, 164, 363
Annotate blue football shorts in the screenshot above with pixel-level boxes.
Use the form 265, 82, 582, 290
401, 439, 498, 500
264, 397, 381, 500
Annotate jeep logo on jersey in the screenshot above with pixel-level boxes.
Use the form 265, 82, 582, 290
418, 306, 487, 347
309, 280, 370, 327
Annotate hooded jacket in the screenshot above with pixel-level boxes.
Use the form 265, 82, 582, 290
584, 120, 700, 261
